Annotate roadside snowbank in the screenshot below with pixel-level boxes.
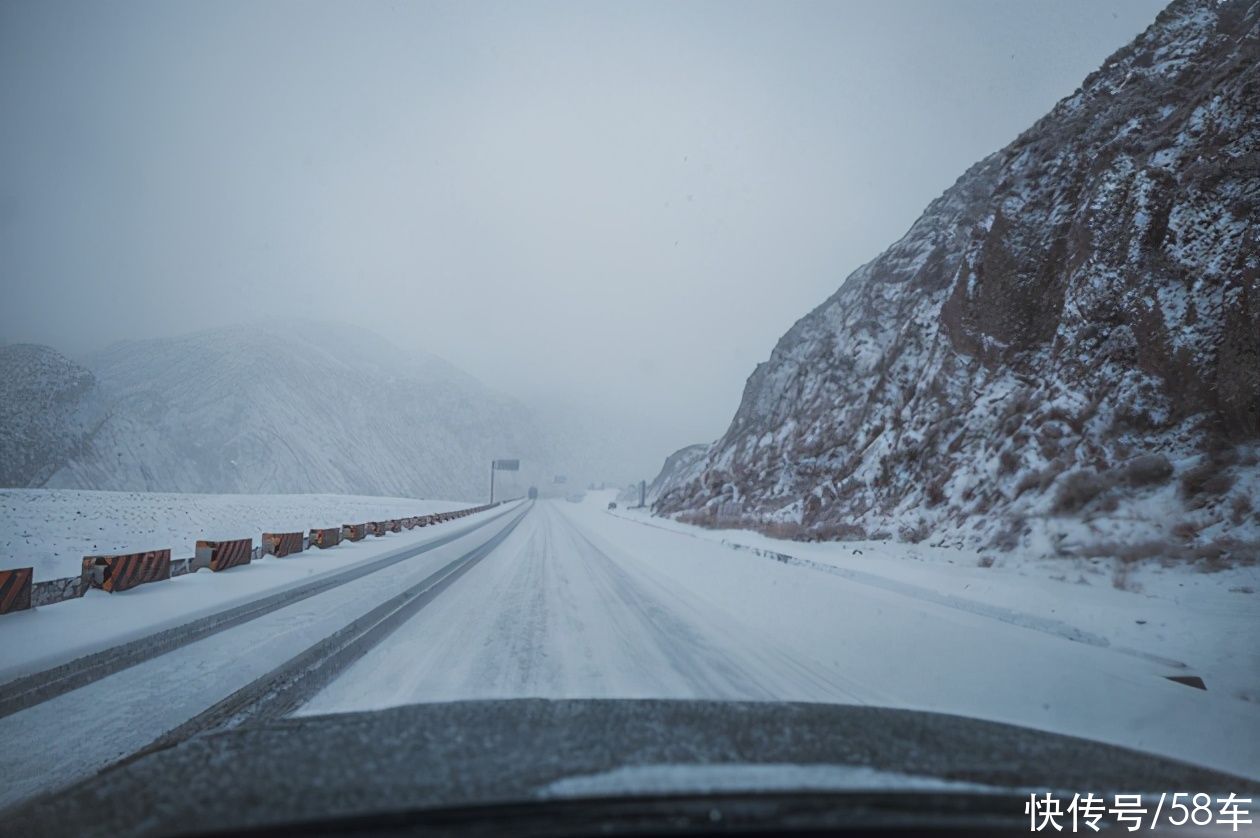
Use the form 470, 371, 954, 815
606, 496, 1260, 706
0, 500, 520, 684
0, 489, 475, 580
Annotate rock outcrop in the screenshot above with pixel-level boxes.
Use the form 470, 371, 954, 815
658, 0, 1259, 560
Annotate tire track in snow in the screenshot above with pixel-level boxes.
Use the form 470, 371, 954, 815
604, 510, 1189, 671
0, 503, 524, 719
305, 501, 883, 711
552, 504, 885, 705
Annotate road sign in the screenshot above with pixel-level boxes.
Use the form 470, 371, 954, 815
493, 459, 520, 471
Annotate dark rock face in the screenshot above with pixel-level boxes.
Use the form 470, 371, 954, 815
658, 0, 1259, 557
0, 344, 106, 487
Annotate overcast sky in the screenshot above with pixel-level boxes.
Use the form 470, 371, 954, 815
1, 0, 1166, 466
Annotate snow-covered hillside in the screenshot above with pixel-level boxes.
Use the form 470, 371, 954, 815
643, 443, 709, 505
0, 488, 471, 580
0, 323, 661, 498
658, 0, 1260, 562
0, 345, 107, 487
35, 323, 554, 500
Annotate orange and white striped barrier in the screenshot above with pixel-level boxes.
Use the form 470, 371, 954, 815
262, 532, 304, 558
81, 550, 171, 593
310, 527, 342, 549
0, 567, 33, 614
196, 538, 252, 572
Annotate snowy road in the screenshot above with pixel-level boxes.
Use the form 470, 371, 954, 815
2, 498, 1257, 813
306, 499, 1260, 782
0, 504, 528, 810
304, 500, 871, 710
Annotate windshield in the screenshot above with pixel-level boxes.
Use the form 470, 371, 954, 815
0, 0, 1257, 835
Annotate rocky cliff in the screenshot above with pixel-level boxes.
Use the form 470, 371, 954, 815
657, 0, 1259, 560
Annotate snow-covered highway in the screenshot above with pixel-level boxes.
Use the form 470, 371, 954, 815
304, 499, 1260, 783
1, 497, 1257, 816
304, 500, 873, 711
0, 503, 529, 810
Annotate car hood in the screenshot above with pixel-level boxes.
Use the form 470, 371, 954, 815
8, 699, 1256, 836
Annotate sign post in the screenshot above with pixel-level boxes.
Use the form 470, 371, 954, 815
490, 458, 519, 504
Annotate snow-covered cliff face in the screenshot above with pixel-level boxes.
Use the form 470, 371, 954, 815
621, 442, 709, 505
646, 443, 710, 506
0, 345, 108, 487
658, 0, 1260, 560
1, 324, 568, 500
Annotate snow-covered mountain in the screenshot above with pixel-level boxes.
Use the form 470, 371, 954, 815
1, 323, 568, 500
0, 344, 108, 487
657, 0, 1259, 560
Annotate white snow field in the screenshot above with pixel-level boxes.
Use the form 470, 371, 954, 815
1, 495, 1255, 813
0, 488, 476, 581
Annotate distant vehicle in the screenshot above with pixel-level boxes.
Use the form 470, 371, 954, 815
566, 493, 585, 503
607, 501, 617, 510
527, 487, 538, 499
